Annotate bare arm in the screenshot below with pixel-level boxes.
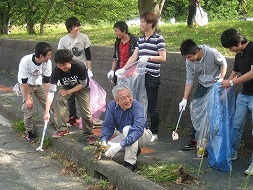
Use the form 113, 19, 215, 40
123, 49, 139, 69
111, 60, 117, 71
149, 50, 167, 63
220, 65, 227, 79
183, 83, 193, 100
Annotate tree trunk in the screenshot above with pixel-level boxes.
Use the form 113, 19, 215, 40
138, 0, 165, 18
40, 0, 56, 34
26, 18, 36, 35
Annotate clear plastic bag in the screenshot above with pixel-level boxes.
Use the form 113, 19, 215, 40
207, 83, 235, 172
13, 83, 22, 96
195, 6, 208, 26
190, 88, 212, 156
89, 78, 107, 122
117, 61, 148, 118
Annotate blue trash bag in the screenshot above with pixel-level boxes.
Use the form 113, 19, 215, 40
206, 83, 235, 172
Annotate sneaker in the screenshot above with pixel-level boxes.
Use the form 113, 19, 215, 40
87, 136, 96, 145
67, 116, 78, 126
122, 161, 137, 172
244, 164, 253, 175
52, 130, 69, 138
182, 140, 197, 151
150, 134, 158, 142
26, 131, 36, 142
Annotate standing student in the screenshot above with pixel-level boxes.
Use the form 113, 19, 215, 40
187, 0, 200, 27
107, 21, 137, 84
18, 42, 52, 141
179, 39, 227, 152
116, 11, 166, 142
58, 16, 93, 125
44, 49, 95, 145
221, 28, 253, 175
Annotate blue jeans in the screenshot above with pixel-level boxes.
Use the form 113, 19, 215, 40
232, 93, 253, 163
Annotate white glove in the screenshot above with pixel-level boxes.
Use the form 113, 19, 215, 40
104, 142, 122, 158
138, 56, 150, 64
179, 98, 187, 112
217, 78, 223, 83
88, 69, 93, 78
115, 68, 125, 77
107, 70, 114, 79
102, 141, 107, 146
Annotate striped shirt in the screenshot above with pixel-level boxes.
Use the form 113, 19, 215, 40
137, 33, 166, 77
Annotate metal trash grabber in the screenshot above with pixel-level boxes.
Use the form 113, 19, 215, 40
172, 110, 183, 140
36, 120, 48, 151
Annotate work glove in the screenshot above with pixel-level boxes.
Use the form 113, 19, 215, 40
217, 78, 223, 83
115, 68, 125, 77
102, 141, 107, 146
138, 56, 150, 64
104, 142, 122, 158
88, 69, 93, 78
179, 98, 187, 112
107, 70, 114, 79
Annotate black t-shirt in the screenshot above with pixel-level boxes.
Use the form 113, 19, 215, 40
233, 42, 253, 95
50, 60, 89, 89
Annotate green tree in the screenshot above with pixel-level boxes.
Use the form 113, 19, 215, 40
63, 0, 138, 24
0, 0, 14, 34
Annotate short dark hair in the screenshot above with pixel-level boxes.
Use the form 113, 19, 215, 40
220, 28, 248, 48
54, 49, 73, 64
114, 21, 128, 34
34, 42, 52, 58
140, 11, 158, 29
180, 39, 200, 56
65, 16, 81, 33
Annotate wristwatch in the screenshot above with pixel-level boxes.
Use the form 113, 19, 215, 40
229, 80, 234, 87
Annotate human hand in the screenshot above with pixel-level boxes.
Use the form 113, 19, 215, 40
138, 56, 150, 64
104, 142, 122, 158
59, 89, 69, 97
115, 68, 125, 77
44, 112, 50, 122
107, 70, 114, 79
179, 98, 187, 112
221, 80, 231, 88
88, 69, 93, 78
25, 98, 33, 109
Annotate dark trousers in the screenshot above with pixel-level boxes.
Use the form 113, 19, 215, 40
187, 5, 196, 26
68, 94, 77, 117
145, 74, 161, 134
191, 83, 210, 139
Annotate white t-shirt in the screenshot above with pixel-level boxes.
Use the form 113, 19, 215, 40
18, 54, 52, 85
58, 33, 91, 66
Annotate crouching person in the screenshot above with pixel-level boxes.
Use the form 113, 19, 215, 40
44, 49, 95, 144
100, 84, 152, 172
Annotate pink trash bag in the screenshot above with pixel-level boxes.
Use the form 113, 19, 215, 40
89, 78, 106, 122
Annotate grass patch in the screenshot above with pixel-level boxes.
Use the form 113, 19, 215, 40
50, 151, 117, 189
2, 20, 253, 56
12, 120, 25, 133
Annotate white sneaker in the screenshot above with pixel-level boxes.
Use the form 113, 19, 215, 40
150, 134, 158, 142
244, 164, 253, 175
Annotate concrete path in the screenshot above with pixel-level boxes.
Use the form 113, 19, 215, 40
0, 116, 89, 190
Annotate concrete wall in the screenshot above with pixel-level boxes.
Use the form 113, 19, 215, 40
0, 39, 251, 145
